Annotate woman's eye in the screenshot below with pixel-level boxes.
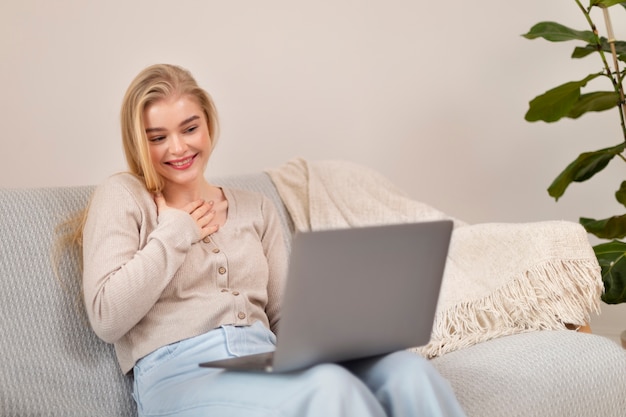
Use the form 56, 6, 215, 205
149, 136, 166, 143
185, 126, 197, 134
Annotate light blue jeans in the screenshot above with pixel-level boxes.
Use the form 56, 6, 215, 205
133, 322, 466, 417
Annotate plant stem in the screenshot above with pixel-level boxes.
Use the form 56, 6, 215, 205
601, 7, 626, 143
575, 0, 626, 144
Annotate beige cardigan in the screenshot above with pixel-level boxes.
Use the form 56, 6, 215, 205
82, 173, 287, 374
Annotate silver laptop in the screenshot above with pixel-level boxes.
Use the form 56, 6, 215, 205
199, 220, 452, 373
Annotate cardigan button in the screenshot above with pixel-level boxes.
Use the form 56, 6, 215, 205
237, 312, 246, 319
218, 267, 226, 275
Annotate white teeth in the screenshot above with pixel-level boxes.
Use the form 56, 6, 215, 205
170, 157, 192, 167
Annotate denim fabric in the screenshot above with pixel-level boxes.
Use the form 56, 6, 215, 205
133, 322, 465, 417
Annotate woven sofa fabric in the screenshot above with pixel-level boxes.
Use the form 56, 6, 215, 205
431, 330, 626, 417
0, 186, 136, 416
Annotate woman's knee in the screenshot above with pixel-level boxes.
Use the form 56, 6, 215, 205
305, 363, 367, 394
351, 352, 466, 417
379, 351, 449, 389
295, 364, 386, 416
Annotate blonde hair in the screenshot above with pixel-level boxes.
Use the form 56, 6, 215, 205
54, 64, 219, 310
52, 204, 90, 319
120, 63, 220, 193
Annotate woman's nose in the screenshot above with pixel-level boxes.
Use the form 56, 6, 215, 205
169, 134, 187, 155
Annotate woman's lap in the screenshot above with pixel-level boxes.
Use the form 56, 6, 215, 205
133, 323, 465, 417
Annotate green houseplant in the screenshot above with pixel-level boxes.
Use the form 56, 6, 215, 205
523, 0, 626, 304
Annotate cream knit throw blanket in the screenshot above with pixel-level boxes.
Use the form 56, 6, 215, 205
266, 158, 603, 357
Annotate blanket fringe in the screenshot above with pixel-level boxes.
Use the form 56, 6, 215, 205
413, 258, 603, 358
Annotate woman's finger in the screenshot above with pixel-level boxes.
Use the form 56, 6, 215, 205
182, 199, 208, 216
190, 200, 214, 221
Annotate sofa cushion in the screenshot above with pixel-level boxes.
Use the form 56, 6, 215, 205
431, 330, 626, 417
0, 185, 136, 416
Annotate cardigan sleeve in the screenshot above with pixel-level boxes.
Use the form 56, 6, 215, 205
259, 195, 289, 334
82, 175, 199, 343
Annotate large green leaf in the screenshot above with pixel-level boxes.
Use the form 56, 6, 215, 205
547, 143, 625, 200
525, 74, 601, 122
581, 214, 626, 239
522, 22, 596, 43
581, 180, 626, 237
589, 0, 626, 8
567, 91, 621, 118
593, 240, 626, 304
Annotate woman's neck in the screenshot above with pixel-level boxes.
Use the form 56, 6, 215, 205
162, 180, 220, 209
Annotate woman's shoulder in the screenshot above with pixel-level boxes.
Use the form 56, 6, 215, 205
96, 172, 147, 194
222, 186, 282, 222
92, 172, 152, 209
222, 186, 275, 210
223, 186, 263, 200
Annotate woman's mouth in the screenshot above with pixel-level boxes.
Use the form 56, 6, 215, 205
166, 154, 197, 170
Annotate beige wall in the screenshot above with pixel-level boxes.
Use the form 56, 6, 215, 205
2, 0, 625, 333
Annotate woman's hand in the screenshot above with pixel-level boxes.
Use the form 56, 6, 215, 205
154, 194, 221, 241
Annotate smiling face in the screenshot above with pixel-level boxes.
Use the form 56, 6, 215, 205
143, 94, 212, 194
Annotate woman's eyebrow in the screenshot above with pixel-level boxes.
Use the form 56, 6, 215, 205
145, 115, 200, 133
179, 115, 200, 126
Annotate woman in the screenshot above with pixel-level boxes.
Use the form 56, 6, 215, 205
82, 63, 466, 417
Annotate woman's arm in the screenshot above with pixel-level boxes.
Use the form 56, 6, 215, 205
260, 197, 289, 334
82, 177, 199, 343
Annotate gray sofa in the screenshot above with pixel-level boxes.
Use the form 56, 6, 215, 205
1, 172, 626, 416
